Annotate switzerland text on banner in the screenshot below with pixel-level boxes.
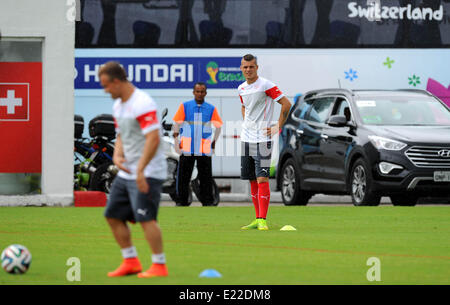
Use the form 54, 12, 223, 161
0, 62, 42, 173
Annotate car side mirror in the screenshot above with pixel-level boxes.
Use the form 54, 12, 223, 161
328, 115, 348, 127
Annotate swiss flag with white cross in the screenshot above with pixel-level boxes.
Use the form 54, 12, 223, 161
0, 62, 42, 173
0, 84, 29, 120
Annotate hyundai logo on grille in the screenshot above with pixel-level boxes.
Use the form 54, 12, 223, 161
438, 150, 450, 158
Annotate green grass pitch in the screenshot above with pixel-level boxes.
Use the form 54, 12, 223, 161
0, 205, 449, 285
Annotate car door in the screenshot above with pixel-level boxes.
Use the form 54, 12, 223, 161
287, 98, 314, 181
300, 97, 336, 189
320, 97, 356, 191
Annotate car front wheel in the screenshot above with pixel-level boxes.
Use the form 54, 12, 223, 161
280, 158, 312, 206
350, 158, 381, 206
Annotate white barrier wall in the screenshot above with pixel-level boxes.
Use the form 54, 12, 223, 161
0, 0, 75, 205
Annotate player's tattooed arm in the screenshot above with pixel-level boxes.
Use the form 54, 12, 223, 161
279, 97, 291, 124
266, 96, 292, 137
278, 96, 292, 127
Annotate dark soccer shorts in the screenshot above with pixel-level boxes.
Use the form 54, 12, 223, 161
104, 176, 163, 223
240, 141, 272, 180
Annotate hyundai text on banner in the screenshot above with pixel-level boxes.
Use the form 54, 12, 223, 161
75, 57, 244, 89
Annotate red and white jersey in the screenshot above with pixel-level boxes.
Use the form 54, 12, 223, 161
112, 88, 167, 180
238, 77, 284, 143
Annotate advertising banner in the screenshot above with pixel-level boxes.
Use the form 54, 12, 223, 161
0, 62, 42, 173
75, 57, 244, 89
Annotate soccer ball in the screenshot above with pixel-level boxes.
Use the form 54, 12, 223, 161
1, 244, 32, 274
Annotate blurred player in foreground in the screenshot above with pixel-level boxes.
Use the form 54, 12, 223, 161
99, 62, 168, 278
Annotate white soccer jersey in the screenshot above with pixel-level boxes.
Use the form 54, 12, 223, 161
112, 88, 167, 181
238, 77, 284, 143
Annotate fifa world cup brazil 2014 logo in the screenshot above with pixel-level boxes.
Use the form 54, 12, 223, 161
206, 61, 219, 85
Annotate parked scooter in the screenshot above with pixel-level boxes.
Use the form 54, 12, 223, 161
160, 108, 220, 206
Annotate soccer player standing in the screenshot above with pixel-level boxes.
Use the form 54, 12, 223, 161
99, 62, 169, 278
239, 54, 292, 230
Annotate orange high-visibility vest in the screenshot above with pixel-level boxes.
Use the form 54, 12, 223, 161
173, 100, 223, 156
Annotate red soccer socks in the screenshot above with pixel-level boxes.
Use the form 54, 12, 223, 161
258, 182, 270, 219
249, 181, 270, 219
250, 180, 259, 218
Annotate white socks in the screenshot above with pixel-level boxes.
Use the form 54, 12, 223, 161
152, 253, 166, 265
121, 246, 138, 259
121, 246, 165, 265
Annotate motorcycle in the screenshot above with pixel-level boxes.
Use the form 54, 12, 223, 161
74, 110, 220, 206
160, 108, 220, 206
74, 114, 117, 193
86, 134, 116, 193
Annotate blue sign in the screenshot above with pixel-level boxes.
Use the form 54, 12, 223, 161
75, 57, 244, 89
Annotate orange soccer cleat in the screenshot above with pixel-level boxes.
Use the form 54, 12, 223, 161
137, 263, 169, 278
107, 257, 142, 277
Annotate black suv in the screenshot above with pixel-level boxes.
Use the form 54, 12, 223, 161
276, 89, 450, 206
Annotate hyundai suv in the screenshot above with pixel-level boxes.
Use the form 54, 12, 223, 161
276, 89, 450, 206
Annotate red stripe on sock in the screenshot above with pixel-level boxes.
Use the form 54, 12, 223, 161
258, 182, 270, 219
250, 180, 259, 218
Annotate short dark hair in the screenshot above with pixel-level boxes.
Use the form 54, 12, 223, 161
242, 54, 257, 64
98, 61, 128, 82
193, 82, 207, 90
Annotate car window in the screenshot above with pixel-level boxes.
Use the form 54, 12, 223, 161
333, 98, 351, 121
293, 99, 313, 119
355, 96, 450, 125
304, 97, 335, 123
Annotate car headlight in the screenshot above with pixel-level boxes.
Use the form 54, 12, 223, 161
368, 135, 407, 151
